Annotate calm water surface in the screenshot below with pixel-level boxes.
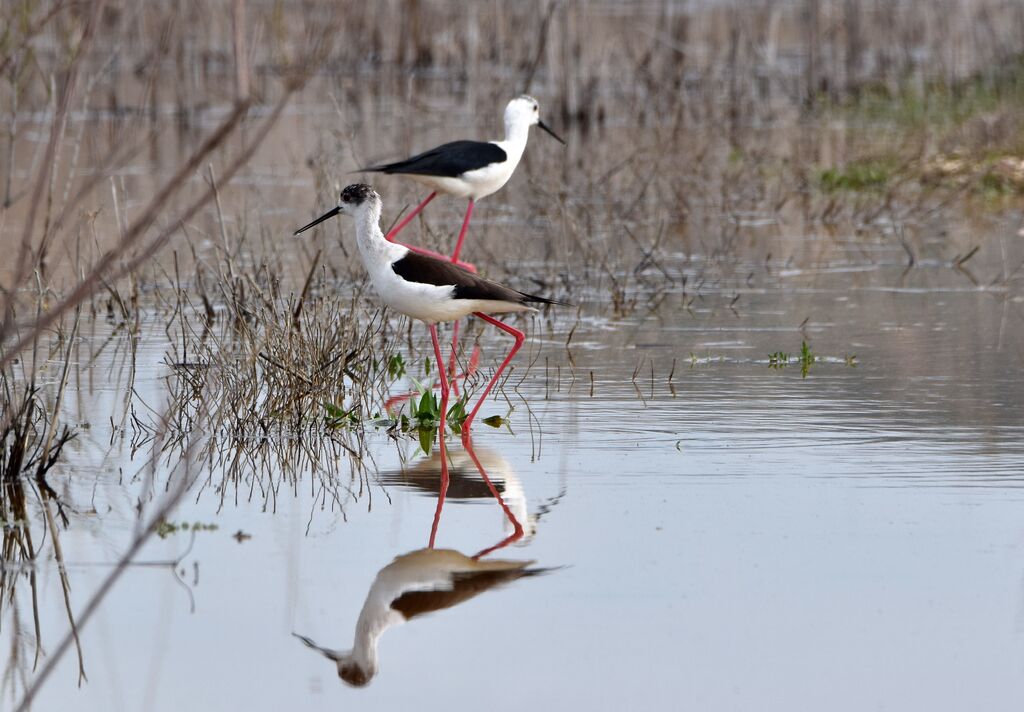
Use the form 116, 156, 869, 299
11, 267, 1024, 711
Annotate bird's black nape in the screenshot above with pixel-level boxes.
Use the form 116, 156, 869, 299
340, 183, 374, 205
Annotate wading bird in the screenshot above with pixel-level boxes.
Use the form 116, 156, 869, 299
362, 95, 565, 272
294, 548, 548, 687
294, 184, 565, 441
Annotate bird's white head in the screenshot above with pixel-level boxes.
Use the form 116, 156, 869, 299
294, 183, 381, 235
504, 95, 565, 145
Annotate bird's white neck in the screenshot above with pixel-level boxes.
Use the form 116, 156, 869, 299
347, 596, 403, 677
349, 620, 380, 676
353, 200, 402, 268
501, 118, 531, 161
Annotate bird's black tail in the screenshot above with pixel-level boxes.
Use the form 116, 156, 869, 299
354, 160, 405, 175
519, 291, 574, 308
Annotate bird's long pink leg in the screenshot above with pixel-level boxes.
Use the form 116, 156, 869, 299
450, 199, 475, 264
385, 192, 477, 272
447, 321, 461, 398
472, 529, 524, 560
387, 192, 459, 264
461, 313, 525, 440
448, 199, 480, 387
385, 192, 436, 242
463, 438, 524, 559
427, 324, 450, 549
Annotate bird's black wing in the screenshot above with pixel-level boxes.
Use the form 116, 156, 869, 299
390, 568, 548, 621
379, 460, 504, 499
364, 140, 507, 178
391, 252, 559, 305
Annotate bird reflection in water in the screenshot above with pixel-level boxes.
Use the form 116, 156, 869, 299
382, 444, 531, 556
295, 548, 549, 686
295, 442, 554, 687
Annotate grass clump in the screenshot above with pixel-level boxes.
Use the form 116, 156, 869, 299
979, 160, 1024, 196
155, 520, 219, 539
798, 341, 817, 378
840, 57, 1024, 129
767, 341, 816, 378
818, 161, 892, 193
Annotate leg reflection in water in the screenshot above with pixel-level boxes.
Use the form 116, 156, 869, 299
426, 436, 526, 556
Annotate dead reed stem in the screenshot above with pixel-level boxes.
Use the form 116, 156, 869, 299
4, 0, 105, 331
14, 416, 207, 712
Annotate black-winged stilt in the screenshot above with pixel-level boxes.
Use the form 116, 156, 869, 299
361, 94, 564, 271
293, 548, 547, 686
294, 183, 564, 441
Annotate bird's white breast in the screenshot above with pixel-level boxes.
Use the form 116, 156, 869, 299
372, 269, 462, 323
369, 270, 534, 323
353, 215, 534, 324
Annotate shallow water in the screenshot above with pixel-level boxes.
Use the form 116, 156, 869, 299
6, 264, 1024, 711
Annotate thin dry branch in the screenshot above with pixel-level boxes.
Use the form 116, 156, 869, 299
14, 415, 207, 712
5, 0, 106, 310
0, 98, 251, 368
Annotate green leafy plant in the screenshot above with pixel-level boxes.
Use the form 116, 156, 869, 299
417, 423, 436, 455
394, 372, 495, 450
323, 400, 358, 429
155, 520, 219, 539
399, 377, 453, 453
414, 389, 439, 424
798, 341, 816, 377
767, 341, 816, 377
387, 353, 406, 379
446, 395, 469, 433
818, 160, 891, 193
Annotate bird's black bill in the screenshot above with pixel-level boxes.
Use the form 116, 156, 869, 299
293, 633, 344, 661
537, 119, 566, 145
294, 205, 341, 235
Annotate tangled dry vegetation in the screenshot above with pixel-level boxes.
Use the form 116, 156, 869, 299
0, 2, 345, 706
158, 279, 400, 501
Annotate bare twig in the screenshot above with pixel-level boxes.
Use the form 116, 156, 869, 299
5, 0, 105, 314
